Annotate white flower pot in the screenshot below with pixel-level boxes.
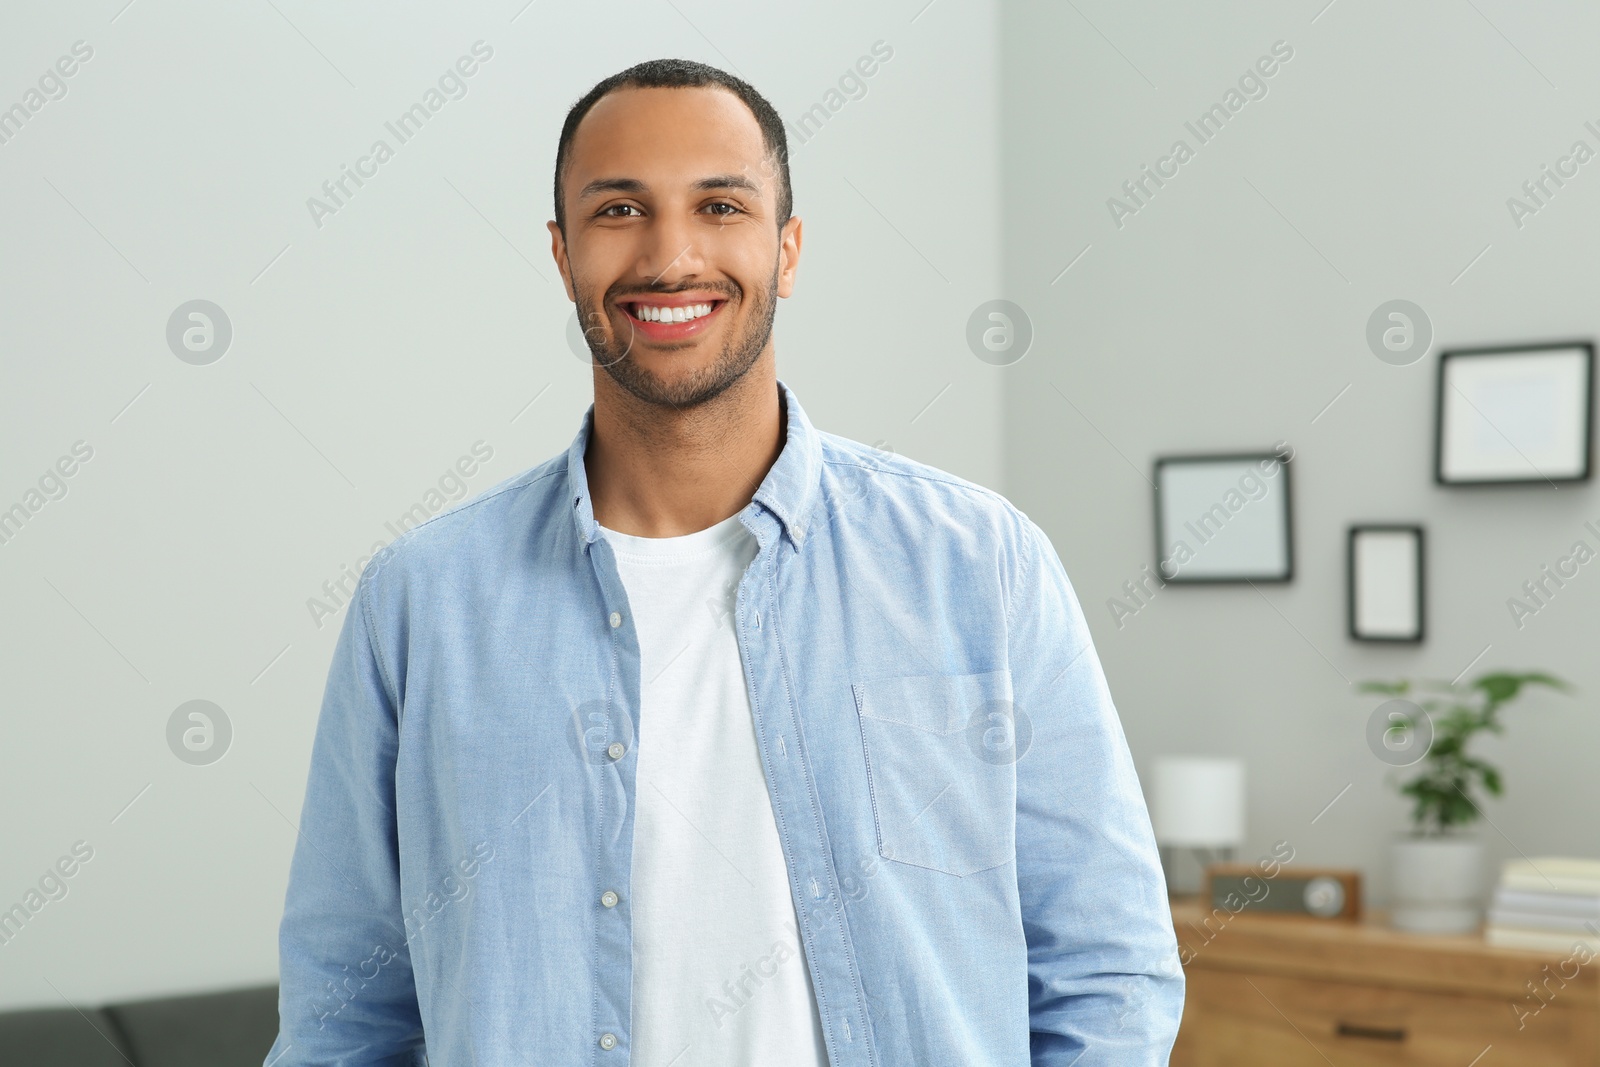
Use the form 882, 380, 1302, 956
1390, 834, 1484, 934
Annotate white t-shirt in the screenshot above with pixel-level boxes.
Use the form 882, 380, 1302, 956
600, 511, 829, 1067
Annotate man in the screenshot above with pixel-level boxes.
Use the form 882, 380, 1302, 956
267, 58, 1184, 1066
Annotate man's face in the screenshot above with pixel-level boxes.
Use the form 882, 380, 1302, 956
549, 85, 802, 410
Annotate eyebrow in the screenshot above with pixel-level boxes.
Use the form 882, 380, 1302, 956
576, 173, 763, 201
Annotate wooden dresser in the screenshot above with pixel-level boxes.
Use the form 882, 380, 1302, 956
1169, 896, 1600, 1065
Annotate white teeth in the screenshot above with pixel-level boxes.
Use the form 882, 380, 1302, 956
633, 302, 714, 323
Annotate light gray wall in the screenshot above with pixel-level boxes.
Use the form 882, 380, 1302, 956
1001, 1, 1600, 904
0, 1, 1002, 1008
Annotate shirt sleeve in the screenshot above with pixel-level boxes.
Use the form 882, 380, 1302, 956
265, 575, 427, 1067
1008, 515, 1185, 1065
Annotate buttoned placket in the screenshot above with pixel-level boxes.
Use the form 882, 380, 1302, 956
726, 508, 877, 1067
567, 426, 877, 1065
581, 516, 641, 1058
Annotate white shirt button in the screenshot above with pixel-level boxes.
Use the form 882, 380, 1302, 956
601, 890, 618, 908
599, 1032, 618, 1050
607, 741, 625, 761
608, 611, 622, 628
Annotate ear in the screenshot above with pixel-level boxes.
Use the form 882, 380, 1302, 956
547, 220, 577, 302
777, 215, 803, 299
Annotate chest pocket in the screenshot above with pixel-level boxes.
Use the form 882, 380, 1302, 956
851, 670, 1016, 877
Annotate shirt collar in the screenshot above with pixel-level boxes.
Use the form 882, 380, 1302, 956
566, 378, 823, 551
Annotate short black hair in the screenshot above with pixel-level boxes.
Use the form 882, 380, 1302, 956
553, 59, 792, 239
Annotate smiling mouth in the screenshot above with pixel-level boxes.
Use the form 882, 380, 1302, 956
620, 299, 726, 324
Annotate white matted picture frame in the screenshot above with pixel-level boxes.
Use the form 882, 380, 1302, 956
1434, 341, 1594, 486
1347, 524, 1424, 643
1153, 449, 1294, 584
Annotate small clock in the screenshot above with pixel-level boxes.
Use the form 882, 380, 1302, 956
1202, 864, 1362, 921
1303, 875, 1346, 917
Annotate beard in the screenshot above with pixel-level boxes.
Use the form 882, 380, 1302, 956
575, 258, 779, 411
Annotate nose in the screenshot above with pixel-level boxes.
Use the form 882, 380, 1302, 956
635, 209, 706, 286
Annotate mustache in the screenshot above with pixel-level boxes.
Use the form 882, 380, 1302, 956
610, 285, 737, 303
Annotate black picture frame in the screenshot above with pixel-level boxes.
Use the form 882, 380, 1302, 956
1347, 524, 1425, 643
1152, 449, 1294, 585
1434, 340, 1594, 486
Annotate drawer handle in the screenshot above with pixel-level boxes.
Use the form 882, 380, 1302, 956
1335, 1021, 1407, 1042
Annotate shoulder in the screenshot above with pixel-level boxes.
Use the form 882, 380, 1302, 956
355, 452, 567, 601
816, 430, 1036, 541
813, 431, 1061, 636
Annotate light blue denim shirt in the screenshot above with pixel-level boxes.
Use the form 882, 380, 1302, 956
267, 380, 1184, 1066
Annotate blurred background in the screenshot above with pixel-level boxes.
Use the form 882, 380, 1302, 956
4, 0, 1599, 1063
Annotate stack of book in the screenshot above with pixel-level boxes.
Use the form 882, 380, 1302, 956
1485, 857, 1600, 952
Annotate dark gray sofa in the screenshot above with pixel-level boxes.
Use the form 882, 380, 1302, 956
0, 983, 279, 1066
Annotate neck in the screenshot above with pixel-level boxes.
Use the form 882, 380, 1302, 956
585, 356, 785, 537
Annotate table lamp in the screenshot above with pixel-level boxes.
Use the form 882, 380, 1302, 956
1152, 755, 1245, 895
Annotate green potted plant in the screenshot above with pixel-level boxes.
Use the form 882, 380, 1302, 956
1358, 670, 1572, 933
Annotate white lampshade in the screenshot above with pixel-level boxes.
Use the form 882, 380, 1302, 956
1152, 756, 1245, 848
